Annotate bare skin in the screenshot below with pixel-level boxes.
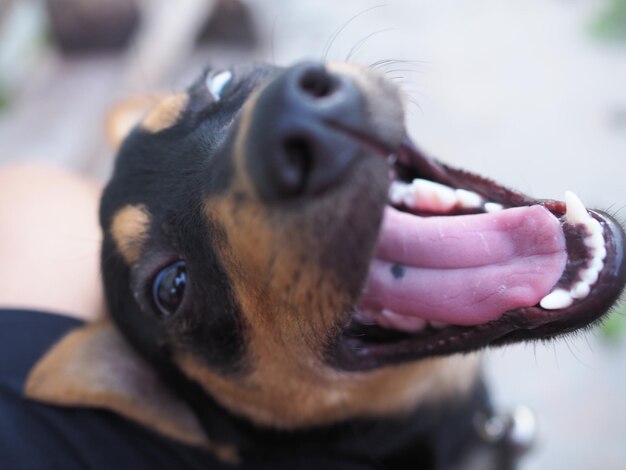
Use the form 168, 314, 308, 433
0, 164, 104, 322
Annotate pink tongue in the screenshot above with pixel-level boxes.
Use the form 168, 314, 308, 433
360, 206, 567, 327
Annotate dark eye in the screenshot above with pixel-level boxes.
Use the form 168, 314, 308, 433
152, 261, 187, 317
205, 70, 233, 101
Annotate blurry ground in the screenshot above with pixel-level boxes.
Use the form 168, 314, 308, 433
1, 0, 625, 468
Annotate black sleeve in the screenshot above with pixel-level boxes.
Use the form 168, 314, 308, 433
0, 310, 229, 470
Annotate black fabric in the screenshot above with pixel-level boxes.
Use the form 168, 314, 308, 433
0, 310, 375, 470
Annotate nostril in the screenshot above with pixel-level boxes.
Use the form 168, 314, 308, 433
298, 67, 337, 99
280, 136, 315, 196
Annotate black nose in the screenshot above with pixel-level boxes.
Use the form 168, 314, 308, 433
245, 62, 368, 201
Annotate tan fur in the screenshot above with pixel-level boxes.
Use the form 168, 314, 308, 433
232, 86, 265, 195
24, 321, 239, 464
141, 93, 189, 133
110, 204, 151, 264
178, 351, 480, 429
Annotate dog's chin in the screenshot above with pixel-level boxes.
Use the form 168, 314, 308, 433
329, 138, 626, 372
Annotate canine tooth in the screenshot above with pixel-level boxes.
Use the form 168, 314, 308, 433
570, 282, 591, 300
410, 179, 458, 212
485, 202, 504, 213
540, 289, 573, 310
389, 181, 410, 205
456, 189, 483, 209
564, 191, 590, 226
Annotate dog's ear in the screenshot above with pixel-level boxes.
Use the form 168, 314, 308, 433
24, 321, 236, 462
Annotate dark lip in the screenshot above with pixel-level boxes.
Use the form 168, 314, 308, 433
329, 138, 626, 372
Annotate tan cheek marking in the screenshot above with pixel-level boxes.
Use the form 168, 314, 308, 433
141, 93, 189, 133
176, 351, 481, 430
207, 194, 349, 355
110, 204, 151, 264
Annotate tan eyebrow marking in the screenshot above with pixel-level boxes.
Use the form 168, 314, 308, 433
141, 93, 189, 133
110, 204, 151, 264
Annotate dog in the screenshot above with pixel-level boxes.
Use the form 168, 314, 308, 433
24, 61, 626, 469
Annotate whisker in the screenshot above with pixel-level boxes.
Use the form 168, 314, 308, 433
322, 5, 388, 60
396, 87, 428, 98
270, 14, 279, 65
552, 342, 560, 369
404, 97, 423, 114
564, 338, 591, 369
345, 28, 395, 62
369, 59, 399, 70
369, 58, 430, 71
382, 68, 426, 75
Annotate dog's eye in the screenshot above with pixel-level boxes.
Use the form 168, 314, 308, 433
206, 70, 233, 101
152, 261, 187, 317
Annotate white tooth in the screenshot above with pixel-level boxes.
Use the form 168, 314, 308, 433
456, 189, 483, 209
430, 320, 449, 329
564, 190, 590, 225
389, 181, 409, 205
594, 246, 607, 261
404, 192, 417, 208
584, 231, 604, 249
580, 268, 599, 285
570, 282, 591, 300
378, 310, 427, 332
354, 309, 379, 324
540, 289, 573, 310
410, 179, 458, 212
485, 202, 504, 213
589, 257, 604, 272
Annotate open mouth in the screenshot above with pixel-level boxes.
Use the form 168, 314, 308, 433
334, 137, 626, 371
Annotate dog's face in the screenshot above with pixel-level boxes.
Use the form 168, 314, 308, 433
100, 61, 626, 429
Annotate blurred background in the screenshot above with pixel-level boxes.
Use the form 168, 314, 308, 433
0, 0, 625, 468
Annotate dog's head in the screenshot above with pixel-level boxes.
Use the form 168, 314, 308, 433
97, 61, 626, 431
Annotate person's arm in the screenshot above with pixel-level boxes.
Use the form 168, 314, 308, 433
0, 164, 104, 322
